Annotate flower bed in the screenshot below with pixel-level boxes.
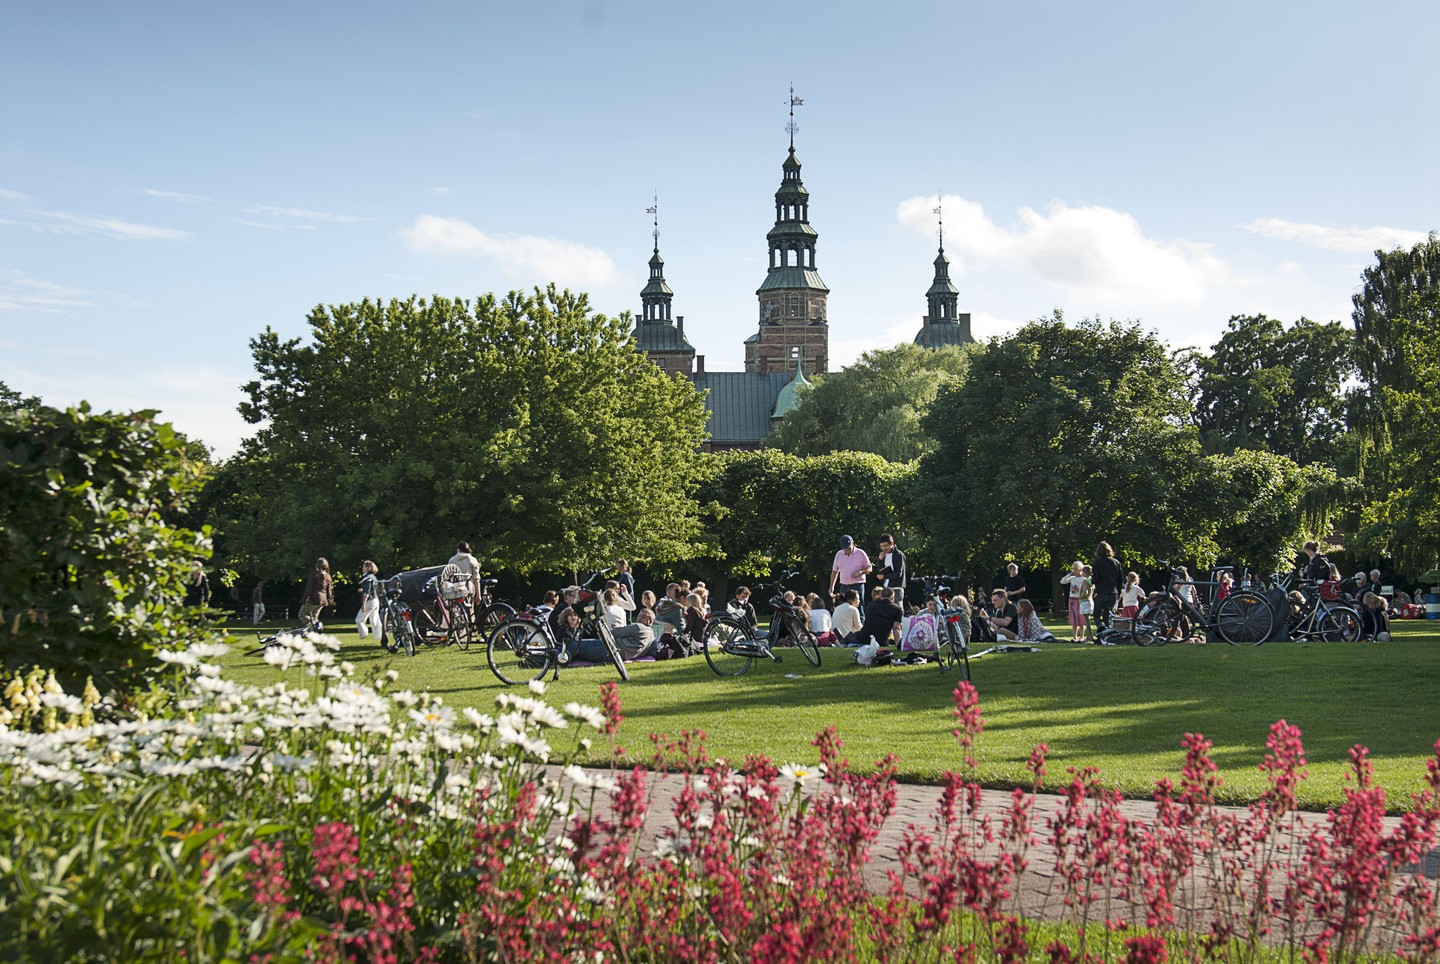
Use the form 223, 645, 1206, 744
2, 632, 1439, 962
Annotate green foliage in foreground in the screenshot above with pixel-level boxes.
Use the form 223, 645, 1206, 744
0, 403, 211, 691
221, 618, 1440, 812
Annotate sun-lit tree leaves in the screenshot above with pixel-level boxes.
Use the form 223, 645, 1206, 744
765, 343, 973, 462
226, 287, 710, 576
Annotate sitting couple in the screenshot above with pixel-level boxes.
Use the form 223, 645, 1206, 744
981, 589, 1056, 643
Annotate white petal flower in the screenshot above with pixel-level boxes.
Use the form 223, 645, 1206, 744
40, 692, 84, 715
527, 704, 569, 729
391, 690, 420, 707
563, 703, 607, 730
188, 642, 230, 659
408, 705, 456, 730
157, 649, 200, 668
528, 679, 547, 696
462, 707, 495, 731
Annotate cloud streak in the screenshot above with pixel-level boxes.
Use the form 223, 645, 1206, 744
898, 194, 1227, 306
1240, 217, 1429, 253
400, 214, 616, 285
249, 204, 374, 224
143, 188, 213, 203
24, 210, 190, 241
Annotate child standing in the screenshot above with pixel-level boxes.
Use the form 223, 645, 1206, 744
1060, 561, 1087, 642
1079, 565, 1096, 641
355, 560, 382, 640
1120, 572, 1144, 619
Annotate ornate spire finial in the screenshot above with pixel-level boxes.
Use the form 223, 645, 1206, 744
933, 191, 944, 252
646, 192, 659, 253
787, 84, 803, 150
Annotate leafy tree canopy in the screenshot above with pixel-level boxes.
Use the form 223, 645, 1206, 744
1180, 314, 1356, 469
1349, 235, 1440, 571
916, 313, 1213, 586
226, 287, 710, 576
765, 343, 972, 462
0, 403, 211, 692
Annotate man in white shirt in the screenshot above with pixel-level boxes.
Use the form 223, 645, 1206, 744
831, 589, 862, 640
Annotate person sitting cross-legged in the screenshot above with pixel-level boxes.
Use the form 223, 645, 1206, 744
983, 589, 1020, 641
842, 586, 903, 647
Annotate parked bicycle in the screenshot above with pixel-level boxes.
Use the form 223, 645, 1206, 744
378, 577, 417, 657
409, 564, 474, 648
701, 571, 821, 677
485, 572, 628, 685
243, 613, 323, 657
1136, 563, 1274, 646
918, 575, 971, 679
1278, 571, 1363, 642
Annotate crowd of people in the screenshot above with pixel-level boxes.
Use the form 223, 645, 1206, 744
244, 534, 1414, 667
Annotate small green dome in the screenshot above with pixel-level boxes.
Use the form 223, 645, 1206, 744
771, 359, 812, 418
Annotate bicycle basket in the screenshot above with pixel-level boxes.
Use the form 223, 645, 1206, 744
440, 578, 471, 601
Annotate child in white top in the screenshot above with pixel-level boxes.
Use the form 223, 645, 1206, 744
806, 592, 832, 633
1120, 572, 1145, 618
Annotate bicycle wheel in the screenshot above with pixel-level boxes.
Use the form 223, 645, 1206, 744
1215, 591, 1273, 646
449, 603, 474, 650
380, 606, 402, 653
487, 619, 555, 685
476, 602, 516, 640
702, 614, 755, 677
1137, 597, 1181, 645
412, 602, 444, 645
789, 615, 822, 667
1318, 606, 1362, 642
594, 620, 630, 682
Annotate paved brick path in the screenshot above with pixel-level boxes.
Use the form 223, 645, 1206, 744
563, 765, 1436, 930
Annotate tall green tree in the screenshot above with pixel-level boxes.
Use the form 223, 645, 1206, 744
765, 343, 972, 462
916, 313, 1214, 598
1350, 235, 1440, 572
227, 287, 710, 576
1181, 314, 1356, 468
1204, 449, 1345, 576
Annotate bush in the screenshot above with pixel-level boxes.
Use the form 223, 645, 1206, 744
0, 402, 211, 693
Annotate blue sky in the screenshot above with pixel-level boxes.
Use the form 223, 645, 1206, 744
3, 1, 1436, 456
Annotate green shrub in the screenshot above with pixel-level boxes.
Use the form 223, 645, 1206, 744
0, 402, 211, 693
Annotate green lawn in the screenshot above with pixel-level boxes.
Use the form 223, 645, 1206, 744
219, 617, 1440, 812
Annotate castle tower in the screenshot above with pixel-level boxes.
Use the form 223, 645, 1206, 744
746, 88, 829, 375
914, 196, 973, 348
632, 198, 696, 375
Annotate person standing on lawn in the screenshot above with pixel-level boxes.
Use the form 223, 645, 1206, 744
1060, 560, 1087, 642
875, 533, 907, 605
1003, 563, 1027, 601
1090, 541, 1124, 633
299, 557, 333, 628
828, 535, 872, 612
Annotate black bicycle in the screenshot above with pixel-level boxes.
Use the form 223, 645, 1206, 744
378, 577, 417, 656
485, 572, 628, 685
919, 575, 972, 679
243, 613, 323, 657
701, 571, 821, 677
1136, 563, 1274, 646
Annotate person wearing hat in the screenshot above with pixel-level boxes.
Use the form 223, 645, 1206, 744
828, 535, 872, 612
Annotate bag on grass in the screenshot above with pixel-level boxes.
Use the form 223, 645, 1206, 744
854, 640, 880, 666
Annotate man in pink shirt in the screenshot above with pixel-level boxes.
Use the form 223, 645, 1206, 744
828, 535, 872, 611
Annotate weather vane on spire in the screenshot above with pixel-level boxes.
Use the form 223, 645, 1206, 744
646, 192, 659, 252
933, 191, 944, 251
787, 84, 804, 149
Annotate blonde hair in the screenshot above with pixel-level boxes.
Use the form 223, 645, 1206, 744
361, 560, 377, 575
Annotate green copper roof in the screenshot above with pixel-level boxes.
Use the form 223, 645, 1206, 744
757, 267, 829, 293
694, 371, 794, 445
634, 321, 694, 352
914, 321, 973, 348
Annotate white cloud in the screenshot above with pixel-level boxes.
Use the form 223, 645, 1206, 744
898, 194, 1226, 306
27, 210, 190, 241
0, 187, 31, 201
143, 188, 213, 203
400, 214, 616, 285
1240, 218, 1429, 253
430, 186, 451, 196
232, 219, 318, 231
248, 204, 375, 224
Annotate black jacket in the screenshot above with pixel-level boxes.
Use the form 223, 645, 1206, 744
1091, 556, 1124, 595
876, 547, 907, 588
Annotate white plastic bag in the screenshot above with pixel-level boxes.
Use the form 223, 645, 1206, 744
854, 640, 880, 666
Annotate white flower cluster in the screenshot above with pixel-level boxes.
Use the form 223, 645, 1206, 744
0, 635, 616, 827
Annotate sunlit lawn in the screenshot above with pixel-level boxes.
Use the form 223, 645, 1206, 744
220, 616, 1440, 812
